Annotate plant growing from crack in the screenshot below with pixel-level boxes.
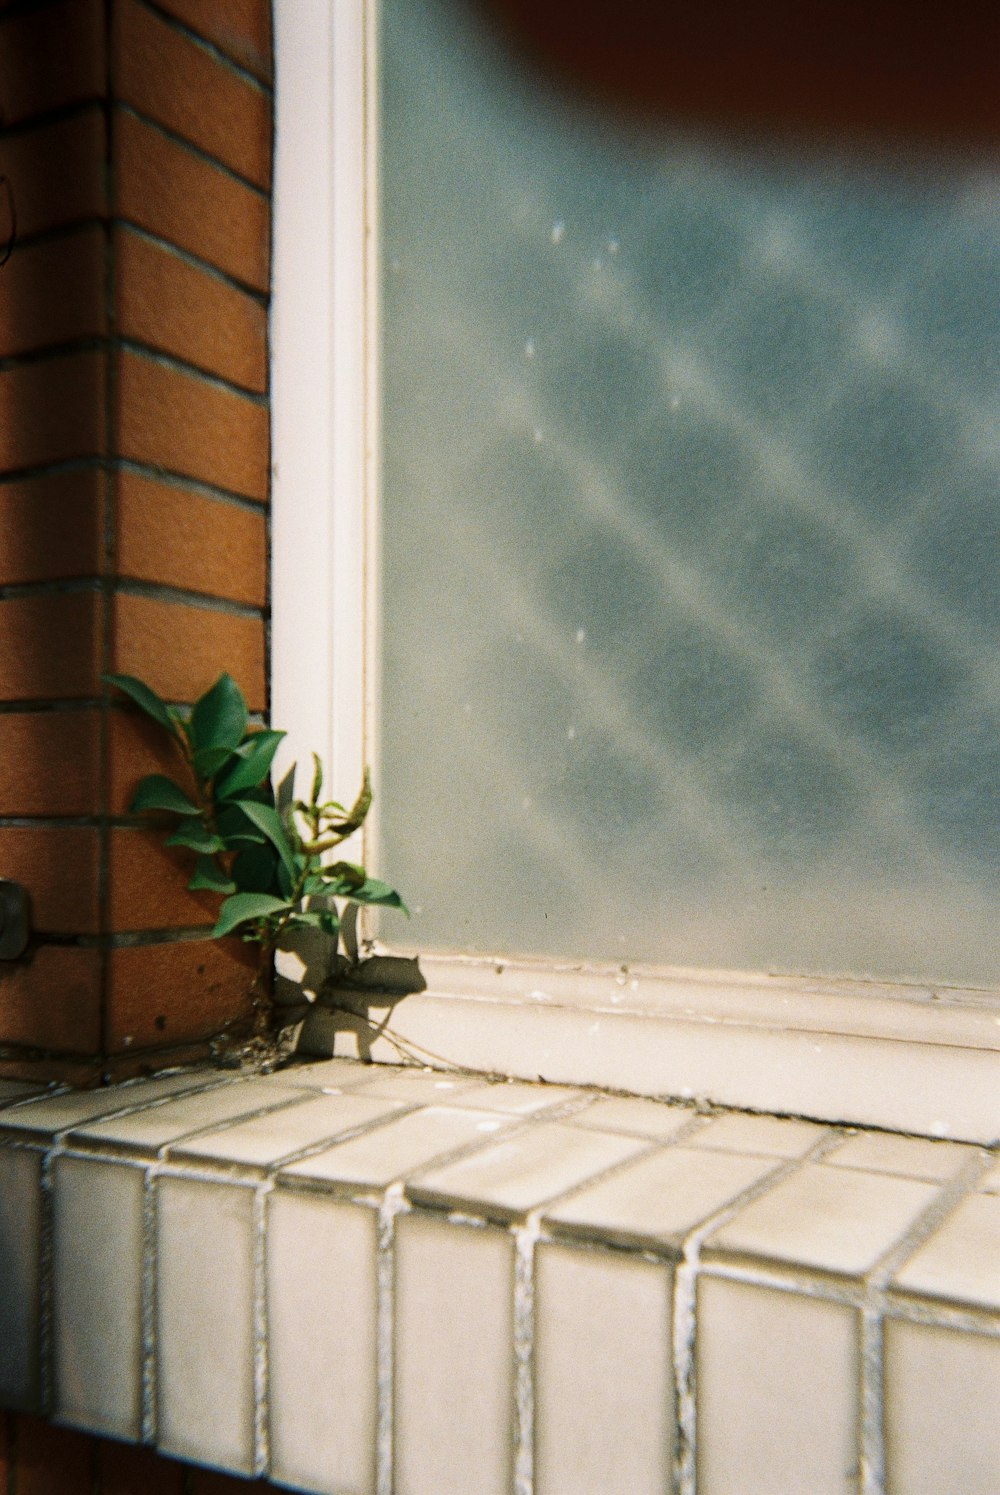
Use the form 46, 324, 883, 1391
105, 671, 406, 1054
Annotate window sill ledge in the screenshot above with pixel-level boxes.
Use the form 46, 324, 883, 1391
0, 1059, 997, 1491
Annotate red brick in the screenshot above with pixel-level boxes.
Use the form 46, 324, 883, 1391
110, 592, 266, 710
0, 1055, 99, 1085
0, 351, 106, 472
97, 1436, 186, 1495
108, 826, 222, 932
0, 109, 106, 239
0, 592, 103, 700
0, 468, 104, 586
107, 701, 193, 818
14, 1414, 94, 1495
0, 707, 101, 816
0, 825, 100, 934
114, 0, 271, 188
115, 109, 270, 292
0, 944, 101, 1053
116, 349, 269, 500
155, 0, 272, 85
0, 226, 106, 358
116, 469, 267, 605
116, 228, 268, 394
0, 0, 105, 127
108, 937, 257, 1049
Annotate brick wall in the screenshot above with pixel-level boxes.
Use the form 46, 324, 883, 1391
1, 1412, 292, 1492
0, 0, 273, 1084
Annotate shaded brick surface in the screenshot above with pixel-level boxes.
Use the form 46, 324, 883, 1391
0, 228, 106, 358
0, 708, 102, 817
0, 468, 104, 586
0, 826, 100, 935
0, 945, 102, 1053
0, 0, 105, 128
0, 593, 103, 701
0, 110, 106, 239
0, 352, 106, 472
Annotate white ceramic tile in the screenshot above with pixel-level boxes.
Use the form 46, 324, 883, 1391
697, 1278, 859, 1495
280, 1106, 516, 1192
0, 1145, 42, 1407
156, 1175, 257, 1473
687, 1112, 827, 1158
0, 1070, 220, 1139
267, 1191, 379, 1495
71, 1077, 307, 1154
892, 1193, 1000, 1310
170, 1091, 404, 1169
281, 1058, 401, 1091
394, 1211, 515, 1495
706, 1163, 938, 1277
544, 1146, 781, 1251
824, 1131, 975, 1182
0, 1079, 46, 1107
884, 1320, 1000, 1495
408, 1122, 646, 1223
450, 1080, 581, 1115
351, 1068, 487, 1104
567, 1095, 693, 1140
976, 1158, 1000, 1193
534, 1242, 673, 1495
52, 1155, 144, 1439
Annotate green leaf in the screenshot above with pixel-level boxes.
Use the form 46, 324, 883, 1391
188, 856, 237, 894
231, 843, 281, 895
129, 774, 200, 816
310, 752, 323, 804
103, 673, 181, 740
232, 798, 298, 881
211, 892, 293, 939
165, 817, 225, 854
190, 673, 248, 755
216, 803, 267, 848
319, 859, 366, 891
215, 731, 285, 799
193, 745, 236, 780
345, 877, 408, 912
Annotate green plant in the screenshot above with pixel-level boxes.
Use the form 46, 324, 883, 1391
104, 671, 406, 964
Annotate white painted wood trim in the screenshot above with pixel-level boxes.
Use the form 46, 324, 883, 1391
307, 953, 1000, 1143
271, 0, 368, 813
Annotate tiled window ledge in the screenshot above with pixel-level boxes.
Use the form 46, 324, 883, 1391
0, 1062, 998, 1494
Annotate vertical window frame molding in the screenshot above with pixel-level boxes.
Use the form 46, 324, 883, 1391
271, 0, 371, 815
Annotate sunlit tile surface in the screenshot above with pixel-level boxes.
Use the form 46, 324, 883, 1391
378, 0, 1000, 986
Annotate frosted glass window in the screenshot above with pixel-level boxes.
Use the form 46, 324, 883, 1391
376, 0, 999, 985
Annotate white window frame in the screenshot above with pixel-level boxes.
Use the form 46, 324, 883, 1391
270, 1, 1000, 1145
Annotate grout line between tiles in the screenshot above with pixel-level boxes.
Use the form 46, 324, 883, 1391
141, 1166, 158, 1443
37, 1145, 55, 1416
672, 1126, 842, 1495
514, 1214, 540, 1495
253, 1181, 271, 1477
376, 1183, 408, 1495
859, 1307, 884, 1495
